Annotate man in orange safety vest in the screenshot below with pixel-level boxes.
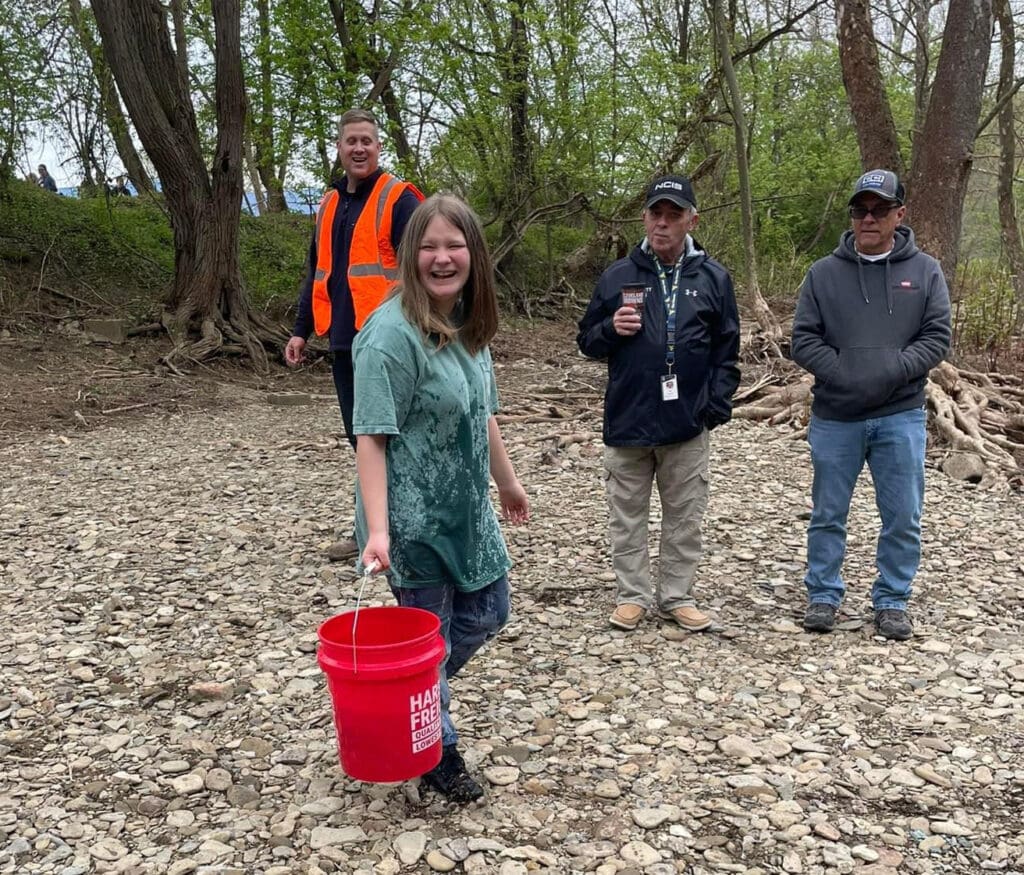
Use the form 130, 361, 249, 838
285, 108, 424, 561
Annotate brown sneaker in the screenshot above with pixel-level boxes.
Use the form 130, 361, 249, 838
658, 606, 713, 632
326, 538, 359, 562
609, 604, 645, 630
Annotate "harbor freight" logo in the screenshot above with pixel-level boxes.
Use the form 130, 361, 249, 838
409, 683, 442, 753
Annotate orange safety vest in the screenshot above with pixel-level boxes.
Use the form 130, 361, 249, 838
311, 173, 425, 336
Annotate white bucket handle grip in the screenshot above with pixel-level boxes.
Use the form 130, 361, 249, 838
351, 559, 380, 673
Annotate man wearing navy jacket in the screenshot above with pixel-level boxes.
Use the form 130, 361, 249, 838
578, 175, 740, 633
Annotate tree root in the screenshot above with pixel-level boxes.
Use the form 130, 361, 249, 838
159, 308, 289, 374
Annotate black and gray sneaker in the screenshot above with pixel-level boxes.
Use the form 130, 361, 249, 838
421, 745, 483, 803
875, 609, 913, 641
803, 602, 837, 633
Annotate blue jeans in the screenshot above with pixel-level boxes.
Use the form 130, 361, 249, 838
391, 575, 510, 746
805, 408, 926, 611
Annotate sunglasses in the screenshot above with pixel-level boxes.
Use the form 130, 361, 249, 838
849, 203, 901, 220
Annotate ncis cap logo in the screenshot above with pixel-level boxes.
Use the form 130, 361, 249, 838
644, 175, 697, 211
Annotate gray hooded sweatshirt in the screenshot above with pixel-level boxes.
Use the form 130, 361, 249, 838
791, 225, 951, 422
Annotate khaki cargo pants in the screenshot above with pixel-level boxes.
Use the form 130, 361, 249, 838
604, 429, 709, 611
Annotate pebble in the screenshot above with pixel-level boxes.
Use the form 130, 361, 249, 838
393, 831, 427, 865
170, 773, 205, 795
852, 845, 880, 861
931, 821, 973, 836
483, 766, 520, 786
309, 826, 367, 848
913, 764, 952, 788
631, 807, 674, 829
814, 823, 842, 841
718, 735, 763, 759
620, 840, 661, 867
426, 850, 457, 872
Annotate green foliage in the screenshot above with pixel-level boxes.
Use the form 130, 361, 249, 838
0, 178, 310, 323
239, 211, 311, 311
0, 180, 173, 319
735, 43, 861, 265
491, 219, 591, 309
0, 5, 51, 169
5, 0, 1015, 350
953, 264, 1022, 361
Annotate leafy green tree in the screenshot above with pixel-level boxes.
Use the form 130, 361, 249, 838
0, 7, 52, 179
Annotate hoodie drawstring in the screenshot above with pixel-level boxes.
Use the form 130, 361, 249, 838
855, 254, 894, 315
856, 258, 869, 305
884, 258, 894, 315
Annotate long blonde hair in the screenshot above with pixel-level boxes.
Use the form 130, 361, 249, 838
394, 194, 499, 355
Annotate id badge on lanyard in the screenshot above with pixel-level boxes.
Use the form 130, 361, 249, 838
657, 258, 682, 402
661, 373, 679, 401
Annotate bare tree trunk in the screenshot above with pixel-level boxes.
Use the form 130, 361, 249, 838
836, 0, 903, 173
507, 5, 532, 196
993, 0, 1024, 330
496, 0, 534, 271
243, 129, 268, 215
67, 0, 154, 194
712, 0, 780, 346
252, 0, 287, 213
92, 0, 284, 370
905, 0, 992, 278
908, 0, 935, 173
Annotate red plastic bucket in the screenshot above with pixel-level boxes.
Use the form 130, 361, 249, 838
317, 606, 446, 783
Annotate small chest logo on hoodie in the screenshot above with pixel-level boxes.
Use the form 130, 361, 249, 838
683, 288, 700, 297
896, 280, 919, 292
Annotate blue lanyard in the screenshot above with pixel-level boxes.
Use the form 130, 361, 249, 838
653, 256, 683, 372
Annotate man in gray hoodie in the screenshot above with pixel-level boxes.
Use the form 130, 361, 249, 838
791, 169, 951, 640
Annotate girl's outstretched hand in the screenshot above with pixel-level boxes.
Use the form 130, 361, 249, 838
498, 480, 530, 525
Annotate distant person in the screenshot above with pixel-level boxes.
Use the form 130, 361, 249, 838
577, 175, 740, 633
284, 108, 424, 561
355, 194, 529, 802
37, 165, 58, 193
791, 169, 951, 641
107, 175, 131, 196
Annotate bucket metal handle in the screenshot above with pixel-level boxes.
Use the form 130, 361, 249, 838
351, 559, 380, 673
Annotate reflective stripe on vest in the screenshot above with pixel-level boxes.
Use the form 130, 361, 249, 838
310, 173, 425, 337
311, 189, 339, 337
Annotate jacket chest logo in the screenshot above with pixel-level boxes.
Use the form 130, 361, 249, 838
683, 288, 700, 297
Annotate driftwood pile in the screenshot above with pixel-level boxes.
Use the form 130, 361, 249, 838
733, 357, 1024, 490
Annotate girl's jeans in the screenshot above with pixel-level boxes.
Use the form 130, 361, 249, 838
391, 574, 510, 746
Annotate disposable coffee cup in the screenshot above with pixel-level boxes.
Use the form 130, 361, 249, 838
621, 283, 646, 323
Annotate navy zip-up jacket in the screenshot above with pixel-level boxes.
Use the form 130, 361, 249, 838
292, 169, 421, 351
791, 225, 951, 421
577, 239, 741, 447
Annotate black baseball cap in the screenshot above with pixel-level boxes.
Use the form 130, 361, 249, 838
849, 169, 905, 205
644, 175, 697, 211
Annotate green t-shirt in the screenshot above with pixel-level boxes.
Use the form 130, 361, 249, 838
351, 296, 510, 590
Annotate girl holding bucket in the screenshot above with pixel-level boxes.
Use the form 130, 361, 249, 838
353, 194, 530, 802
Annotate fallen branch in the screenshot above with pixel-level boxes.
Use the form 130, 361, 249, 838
126, 322, 164, 337
39, 284, 92, 308
101, 401, 161, 415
